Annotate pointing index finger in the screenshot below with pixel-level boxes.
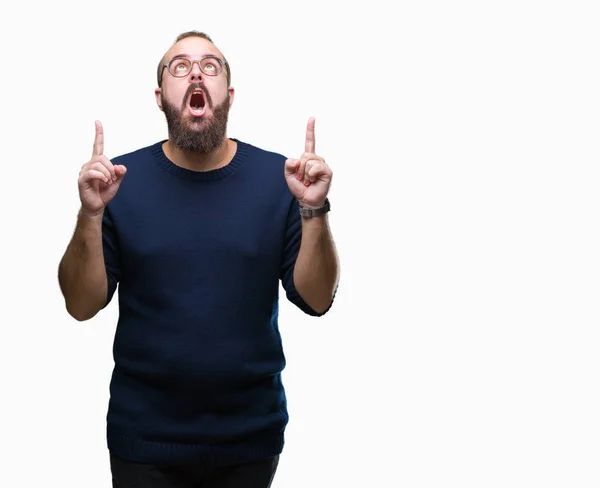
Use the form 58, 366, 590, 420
93, 120, 104, 157
305, 117, 316, 154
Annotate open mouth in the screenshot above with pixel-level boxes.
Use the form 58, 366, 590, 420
189, 90, 206, 116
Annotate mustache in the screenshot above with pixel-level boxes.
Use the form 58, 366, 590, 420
182, 83, 213, 109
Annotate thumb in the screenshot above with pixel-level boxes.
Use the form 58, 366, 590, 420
285, 158, 300, 177
115, 165, 127, 179
111, 166, 127, 190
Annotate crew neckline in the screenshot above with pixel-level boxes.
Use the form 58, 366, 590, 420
150, 138, 248, 182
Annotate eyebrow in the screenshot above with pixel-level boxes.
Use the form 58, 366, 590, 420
168, 54, 220, 62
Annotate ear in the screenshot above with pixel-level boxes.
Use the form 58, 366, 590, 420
227, 86, 235, 108
155, 88, 163, 111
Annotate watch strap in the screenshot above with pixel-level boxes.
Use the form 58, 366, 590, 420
298, 198, 331, 218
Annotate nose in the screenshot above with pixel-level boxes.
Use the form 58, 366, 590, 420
189, 61, 204, 82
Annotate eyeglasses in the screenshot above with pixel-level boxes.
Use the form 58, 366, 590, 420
163, 55, 228, 79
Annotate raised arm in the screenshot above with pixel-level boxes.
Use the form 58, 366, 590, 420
284, 118, 339, 313
58, 121, 127, 321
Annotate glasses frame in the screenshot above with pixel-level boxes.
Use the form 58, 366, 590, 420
162, 55, 228, 80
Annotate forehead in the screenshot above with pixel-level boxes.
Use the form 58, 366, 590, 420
165, 36, 224, 61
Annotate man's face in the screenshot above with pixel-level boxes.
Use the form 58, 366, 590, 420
155, 37, 234, 153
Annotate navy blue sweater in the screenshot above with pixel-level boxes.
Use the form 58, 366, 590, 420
101, 139, 332, 466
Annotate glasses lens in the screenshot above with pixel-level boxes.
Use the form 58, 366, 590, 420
200, 57, 222, 76
169, 58, 191, 77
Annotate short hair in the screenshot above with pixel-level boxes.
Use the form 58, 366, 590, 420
157, 31, 231, 88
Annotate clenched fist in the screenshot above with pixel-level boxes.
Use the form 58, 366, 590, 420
78, 121, 127, 217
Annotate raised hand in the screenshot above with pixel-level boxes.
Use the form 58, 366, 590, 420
284, 117, 332, 208
78, 121, 127, 217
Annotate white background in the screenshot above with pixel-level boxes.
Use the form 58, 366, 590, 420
1, 0, 600, 486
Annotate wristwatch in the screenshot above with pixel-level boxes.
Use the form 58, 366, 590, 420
298, 198, 331, 218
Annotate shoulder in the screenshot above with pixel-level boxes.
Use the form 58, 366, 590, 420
107, 141, 165, 199
110, 140, 165, 169
235, 139, 292, 187
236, 139, 287, 167
234, 139, 295, 203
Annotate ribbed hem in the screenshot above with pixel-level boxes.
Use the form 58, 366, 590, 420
150, 138, 248, 182
107, 425, 284, 467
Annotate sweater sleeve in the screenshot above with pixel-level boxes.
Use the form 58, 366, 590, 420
102, 206, 121, 309
280, 198, 334, 317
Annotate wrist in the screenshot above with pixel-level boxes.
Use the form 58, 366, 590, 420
79, 207, 104, 221
298, 198, 330, 218
298, 197, 327, 209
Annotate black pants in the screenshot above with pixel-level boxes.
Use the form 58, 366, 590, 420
110, 453, 279, 488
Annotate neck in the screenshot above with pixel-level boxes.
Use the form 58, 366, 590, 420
163, 138, 236, 172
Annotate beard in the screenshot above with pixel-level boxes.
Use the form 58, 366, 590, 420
161, 84, 230, 154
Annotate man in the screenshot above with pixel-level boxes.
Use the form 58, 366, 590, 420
58, 31, 339, 488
